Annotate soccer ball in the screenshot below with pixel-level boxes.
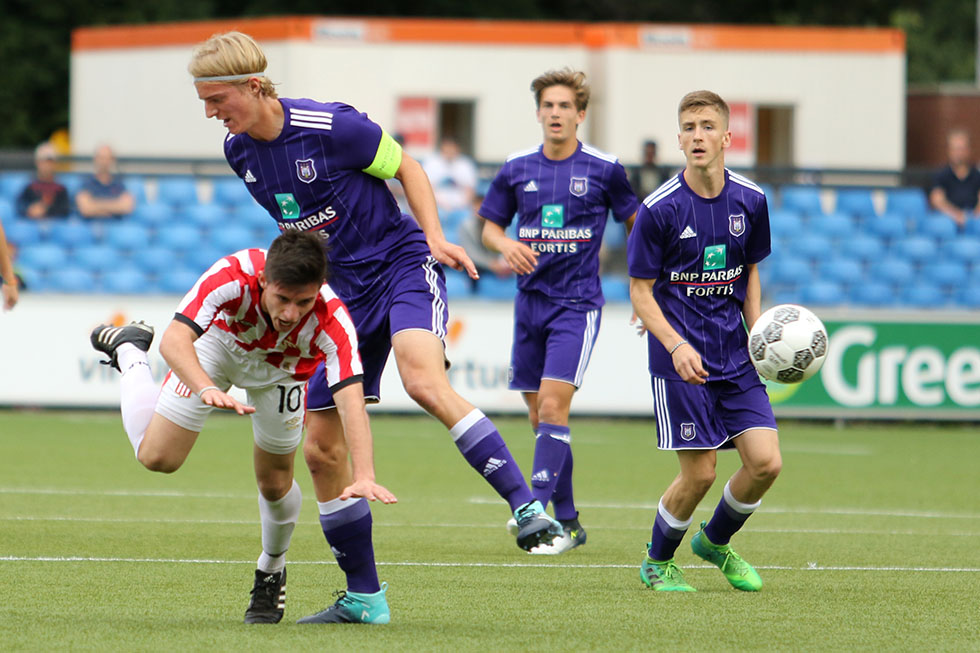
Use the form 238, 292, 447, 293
748, 304, 828, 384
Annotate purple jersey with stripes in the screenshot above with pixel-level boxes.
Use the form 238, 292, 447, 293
222, 98, 429, 309
479, 142, 638, 310
627, 169, 771, 381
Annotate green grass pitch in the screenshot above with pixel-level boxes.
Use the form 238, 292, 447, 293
1, 410, 978, 651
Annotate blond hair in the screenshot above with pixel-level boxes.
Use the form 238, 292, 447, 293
678, 90, 730, 127
531, 68, 590, 112
188, 31, 278, 98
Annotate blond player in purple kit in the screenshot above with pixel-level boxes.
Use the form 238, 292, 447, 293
628, 90, 779, 592
480, 69, 638, 554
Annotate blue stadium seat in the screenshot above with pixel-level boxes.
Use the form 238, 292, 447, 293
758, 183, 776, 203
444, 269, 471, 300
4, 218, 44, 247
865, 213, 909, 241
137, 245, 179, 276
101, 265, 151, 294
212, 177, 255, 209
834, 187, 877, 219
601, 275, 631, 302
47, 219, 98, 250
0, 196, 12, 221
72, 244, 118, 274
132, 202, 176, 227
154, 224, 203, 251
943, 236, 980, 264
902, 283, 947, 308
877, 259, 915, 286
154, 176, 199, 209
769, 287, 803, 305
251, 222, 282, 246
965, 219, 980, 237
59, 173, 86, 200
809, 212, 854, 241
923, 260, 967, 290
187, 245, 231, 274
0, 172, 31, 200
104, 222, 151, 253
779, 185, 824, 217
47, 265, 96, 294
884, 187, 929, 222
840, 233, 885, 263
794, 234, 833, 262
768, 209, 804, 240
769, 258, 812, 286
210, 226, 258, 253
17, 243, 65, 274
157, 266, 206, 294
603, 216, 627, 249
475, 275, 517, 300
818, 257, 863, 286
917, 216, 958, 240
893, 235, 938, 265
235, 203, 275, 230
185, 203, 226, 229
956, 284, 980, 308
122, 176, 147, 205
849, 281, 895, 307
800, 280, 845, 306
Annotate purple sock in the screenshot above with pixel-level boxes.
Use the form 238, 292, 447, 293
451, 410, 533, 511
648, 500, 692, 561
703, 481, 760, 545
318, 498, 380, 594
530, 423, 570, 511
551, 447, 578, 522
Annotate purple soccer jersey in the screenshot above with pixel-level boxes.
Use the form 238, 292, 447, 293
627, 169, 771, 381
223, 98, 430, 308
479, 142, 638, 310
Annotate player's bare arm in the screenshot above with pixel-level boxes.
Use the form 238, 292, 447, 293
158, 320, 256, 415
395, 152, 479, 279
743, 263, 763, 331
629, 276, 708, 385
333, 382, 397, 504
481, 219, 538, 275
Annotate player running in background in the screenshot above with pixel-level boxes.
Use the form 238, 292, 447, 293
627, 90, 778, 591
479, 68, 637, 554
90, 231, 396, 624
188, 32, 561, 561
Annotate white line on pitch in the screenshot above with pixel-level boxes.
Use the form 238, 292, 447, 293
0, 556, 977, 573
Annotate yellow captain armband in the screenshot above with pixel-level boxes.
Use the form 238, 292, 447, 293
362, 129, 403, 180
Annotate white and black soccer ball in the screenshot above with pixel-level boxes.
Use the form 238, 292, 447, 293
748, 304, 828, 384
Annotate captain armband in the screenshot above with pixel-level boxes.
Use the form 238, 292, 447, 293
361, 129, 403, 180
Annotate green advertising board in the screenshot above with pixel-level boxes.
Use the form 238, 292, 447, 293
768, 318, 980, 420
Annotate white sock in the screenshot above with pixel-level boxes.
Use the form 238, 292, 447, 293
117, 343, 157, 457
257, 479, 302, 572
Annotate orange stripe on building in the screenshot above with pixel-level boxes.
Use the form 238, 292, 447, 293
72, 16, 904, 53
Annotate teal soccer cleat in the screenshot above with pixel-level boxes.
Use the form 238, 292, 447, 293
296, 583, 390, 624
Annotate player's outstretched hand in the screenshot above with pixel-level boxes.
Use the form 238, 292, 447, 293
200, 388, 256, 415
629, 312, 647, 335
340, 479, 398, 504
429, 238, 479, 280
499, 239, 539, 276
672, 344, 709, 385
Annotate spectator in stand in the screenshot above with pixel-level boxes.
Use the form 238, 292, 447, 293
457, 191, 512, 291
76, 144, 135, 219
929, 128, 980, 229
15, 142, 70, 219
631, 139, 669, 200
0, 220, 19, 310
423, 137, 478, 215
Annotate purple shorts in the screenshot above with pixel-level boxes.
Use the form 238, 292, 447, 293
508, 291, 601, 391
307, 255, 448, 410
650, 368, 777, 450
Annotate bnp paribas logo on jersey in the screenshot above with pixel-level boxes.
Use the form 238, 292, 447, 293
703, 244, 727, 270
275, 193, 301, 220
541, 204, 564, 228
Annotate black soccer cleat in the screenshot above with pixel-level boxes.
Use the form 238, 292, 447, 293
244, 568, 286, 624
90, 321, 155, 371
513, 500, 563, 551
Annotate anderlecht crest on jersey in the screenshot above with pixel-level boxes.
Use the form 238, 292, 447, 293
729, 213, 746, 237
296, 159, 317, 184
569, 177, 588, 197
680, 423, 696, 441
275, 193, 301, 220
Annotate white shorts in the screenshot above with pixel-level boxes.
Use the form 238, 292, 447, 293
154, 331, 307, 455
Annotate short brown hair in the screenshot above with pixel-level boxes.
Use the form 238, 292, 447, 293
678, 90, 730, 127
265, 231, 329, 287
531, 68, 590, 112
188, 31, 278, 98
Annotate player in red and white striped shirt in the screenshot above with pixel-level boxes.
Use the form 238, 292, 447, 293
91, 231, 394, 624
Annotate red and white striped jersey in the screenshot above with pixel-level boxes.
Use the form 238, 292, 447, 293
175, 248, 362, 385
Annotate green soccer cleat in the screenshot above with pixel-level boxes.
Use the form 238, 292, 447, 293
639, 550, 696, 592
296, 583, 390, 624
690, 521, 763, 591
